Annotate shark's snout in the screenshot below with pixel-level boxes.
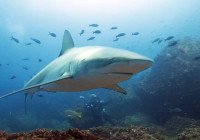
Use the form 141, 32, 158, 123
105, 57, 153, 75
127, 59, 153, 74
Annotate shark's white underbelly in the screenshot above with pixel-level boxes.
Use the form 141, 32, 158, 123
42, 73, 131, 92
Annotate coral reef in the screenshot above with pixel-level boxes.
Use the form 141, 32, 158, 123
2, 117, 200, 140
0, 126, 165, 140
177, 126, 200, 140
89, 126, 166, 140
0, 128, 103, 140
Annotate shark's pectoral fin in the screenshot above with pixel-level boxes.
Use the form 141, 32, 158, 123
0, 75, 73, 99
104, 84, 127, 95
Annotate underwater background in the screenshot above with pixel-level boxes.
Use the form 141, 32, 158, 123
1, 0, 200, 139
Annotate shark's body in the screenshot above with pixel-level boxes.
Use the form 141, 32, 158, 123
0, 30, 153, 111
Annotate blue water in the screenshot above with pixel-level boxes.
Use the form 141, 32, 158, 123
0, 0, 200, 132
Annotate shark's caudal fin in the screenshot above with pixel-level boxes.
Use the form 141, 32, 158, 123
59, 30, 74, 56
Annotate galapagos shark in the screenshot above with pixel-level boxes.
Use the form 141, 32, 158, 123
0, 30, 153, 112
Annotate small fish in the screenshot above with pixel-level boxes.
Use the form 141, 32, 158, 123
168, 41, 178, 47
193, 56, 200, 61
37, 94, 44, 98
87, 37, 95, 41
38, 58, 42, 62
87, 104, 94, 109
10, 75, 16, 79
164, 36, 174, 41
22, 66, 28, 70
113, 38, 119, 42
22, 58, 29, 60
31, 38, 41, 44
93, 30, 101, 34
152, 38, 160, 43
90, 94, 97, 98
179, 49, 186, 54
80, 96, 85, 99
116, 33, 126, 38
132, 32, 139, 35
89, 24, 99, 27
169, 107, 182, 113
11, 36, 19, 43
0, 64, 2, 67
111, 27, 118, 30
79, 30, 84, 36
100, 100, 104, 103
49, 32, 56, 37
158, 39, 163, 44
87, 105, 90, 109
63, 110, 82, 118
25, 43, 32, 46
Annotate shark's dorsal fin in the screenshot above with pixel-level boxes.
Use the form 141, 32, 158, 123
59, 30, 74, 56
104, 84, 127, 95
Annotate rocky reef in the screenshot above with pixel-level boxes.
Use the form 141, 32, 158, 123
137, 38, 200, 122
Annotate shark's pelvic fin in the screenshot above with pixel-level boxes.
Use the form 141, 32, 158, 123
104, 84, 127, 95
59, 30, 74, 56
0, 75, 73, 99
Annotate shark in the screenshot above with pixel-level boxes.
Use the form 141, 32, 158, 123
0, 30, 153, 112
